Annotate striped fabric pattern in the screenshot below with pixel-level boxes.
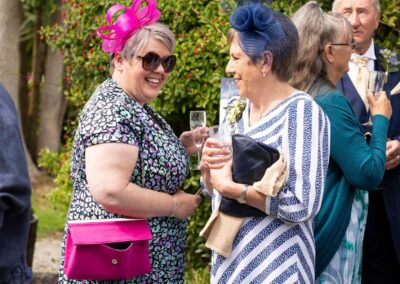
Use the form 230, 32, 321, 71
211, 92, 330, 284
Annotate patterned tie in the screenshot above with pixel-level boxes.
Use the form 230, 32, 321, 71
352, 56, 370, 110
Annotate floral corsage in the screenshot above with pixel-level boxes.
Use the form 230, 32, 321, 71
380, 49, 400, 95
380, 49, 400, 73
225, 97, 247, 125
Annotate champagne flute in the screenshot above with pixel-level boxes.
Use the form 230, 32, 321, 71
189, 111, 206, 170
368, 70, 386, 94
362, 70, 387, 141
364, 71, 387, 126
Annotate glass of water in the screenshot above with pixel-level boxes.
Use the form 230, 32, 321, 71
208, 124, 233, 153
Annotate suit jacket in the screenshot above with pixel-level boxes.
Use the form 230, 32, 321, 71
337, 45, 400, 262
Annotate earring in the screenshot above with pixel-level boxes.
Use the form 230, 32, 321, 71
262, 71, 266, 77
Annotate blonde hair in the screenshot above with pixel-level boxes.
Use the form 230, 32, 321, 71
289, 1, 352, 93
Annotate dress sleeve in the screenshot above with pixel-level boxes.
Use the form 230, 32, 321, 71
80, 98, 142, 148
317, 92, 388, 190
265, 98, 330, 223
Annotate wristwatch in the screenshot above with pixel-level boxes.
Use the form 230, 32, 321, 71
236, 184, 249, 204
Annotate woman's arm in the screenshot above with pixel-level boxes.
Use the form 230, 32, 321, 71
86, 143, 201, 219
319, 92, 389, 190
264, 99, 330, 223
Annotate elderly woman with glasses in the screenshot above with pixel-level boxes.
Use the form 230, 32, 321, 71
290, 1, 392, 282
200, 2, 330, 283
58, 0, 202, 283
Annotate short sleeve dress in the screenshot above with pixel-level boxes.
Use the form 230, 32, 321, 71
58, 78, 190, 283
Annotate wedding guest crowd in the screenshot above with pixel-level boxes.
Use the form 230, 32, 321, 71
51, 0, 400, 283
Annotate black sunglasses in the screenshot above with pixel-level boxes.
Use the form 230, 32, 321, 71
136, 52, 176, 73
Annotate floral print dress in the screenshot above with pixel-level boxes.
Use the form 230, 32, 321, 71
58, 78, 190, 283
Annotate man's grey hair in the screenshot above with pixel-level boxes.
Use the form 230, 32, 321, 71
332, 0, 380, 13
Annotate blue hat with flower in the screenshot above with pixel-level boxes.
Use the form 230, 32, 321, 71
230, 3, 297, 63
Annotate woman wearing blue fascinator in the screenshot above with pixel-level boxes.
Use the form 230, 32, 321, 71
57, 0, 203, 282
200, 2, 330, 282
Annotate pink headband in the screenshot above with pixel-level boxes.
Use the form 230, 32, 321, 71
96, 0, 161, 53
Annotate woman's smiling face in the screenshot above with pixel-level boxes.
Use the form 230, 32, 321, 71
225, 40, 263, 98
118, 38, 172, 105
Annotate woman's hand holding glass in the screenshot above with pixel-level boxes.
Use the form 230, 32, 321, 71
200, 126, 232, 194
180, 128, 208, 156
200, 138, 231, 170
366, 90, 392, 120
365, 71, 391, 126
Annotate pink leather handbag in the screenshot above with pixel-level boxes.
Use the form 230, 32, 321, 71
64, 218, 152, 280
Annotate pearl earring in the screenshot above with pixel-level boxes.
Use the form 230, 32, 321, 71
262, 71, 266, 77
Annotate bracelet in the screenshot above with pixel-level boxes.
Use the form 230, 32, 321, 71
169, 196, 177, 218
236, 184, 249, 204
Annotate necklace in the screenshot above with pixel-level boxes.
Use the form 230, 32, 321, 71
249, 104, 269, 126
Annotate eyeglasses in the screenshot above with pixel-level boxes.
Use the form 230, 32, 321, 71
136, 52, 177, 73
331, 38, 356, 50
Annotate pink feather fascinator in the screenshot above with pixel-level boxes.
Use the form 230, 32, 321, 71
97, 0, 161, 53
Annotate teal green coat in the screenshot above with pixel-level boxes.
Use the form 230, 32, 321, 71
314, 84, 389, 277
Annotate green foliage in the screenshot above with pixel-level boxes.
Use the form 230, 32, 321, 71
184, 266, 210, 284
154, 0, 230, 133
39, 0, 400, 276
38, 140, 73, 214
184, 174, 212, 266
378, 0, 400, 51
31, 194, 65, 237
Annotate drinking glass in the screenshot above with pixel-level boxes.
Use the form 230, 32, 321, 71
189, 111, 206, 170
363, 70, 387, 128
368, 70, 386, 94
208, 124, 233, 153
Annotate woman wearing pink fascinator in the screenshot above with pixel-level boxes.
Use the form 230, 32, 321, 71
58, 0, 203, 282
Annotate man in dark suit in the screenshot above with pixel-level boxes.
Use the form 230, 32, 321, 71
0, 84, 32, 283
333, 0, 400, 283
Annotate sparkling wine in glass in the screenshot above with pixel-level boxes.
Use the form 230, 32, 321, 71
363, 70, 387, 129
189, 111, 206, 170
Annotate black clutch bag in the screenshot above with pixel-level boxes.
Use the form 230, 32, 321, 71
219, 134, 280, 217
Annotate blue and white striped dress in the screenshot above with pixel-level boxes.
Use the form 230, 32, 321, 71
211, 92, 330, 283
